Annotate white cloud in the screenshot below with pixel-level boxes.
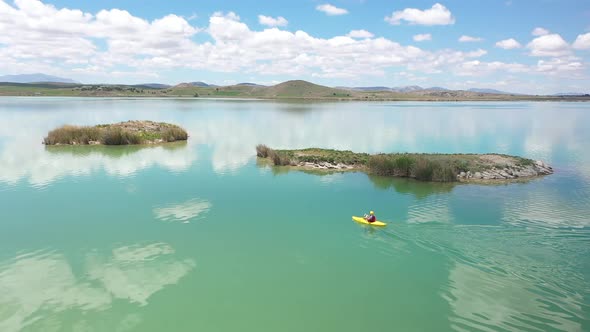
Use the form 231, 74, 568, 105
459, 35, 483, 42
258, 14, 288, 27
413, 33, 432, 42
385, 3, 455, 26
536, 58, 584, 76
185, 13, 197, 21
455, 60, 529, 76
0, 1, 584, 87
316, 4, 348, 16
532, 27, 549, 36
496, 38, 522, 49
346, 29, 374, 39
527, 34, 570, 57
573, 32, 590, 50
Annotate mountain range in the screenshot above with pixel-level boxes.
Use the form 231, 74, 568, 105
337, 86, 515, 95
0, 73, 79, 84
1, 73, 587, 96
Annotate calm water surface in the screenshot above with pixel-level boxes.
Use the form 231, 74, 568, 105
0, 98, 589, 331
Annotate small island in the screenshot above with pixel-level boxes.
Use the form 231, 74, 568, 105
43, 120, 188, 145
256, 145, 553, 182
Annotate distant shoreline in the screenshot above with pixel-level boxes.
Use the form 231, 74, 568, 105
1, 80, 588, 102
2, 95, 589, 102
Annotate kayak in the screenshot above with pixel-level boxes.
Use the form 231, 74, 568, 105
352, 216, 387, 226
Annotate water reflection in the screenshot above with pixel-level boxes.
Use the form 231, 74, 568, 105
256, 160, 351, 183
187, 102, 590, 177
450, 226, 585, 329
86, 243, 196, 305
153, 198, 212, 223
446, 262, 584, 332
0, 243, 195, 331
368, 175, 455, 199
0, 100, 589, 187
382, 223, 590, 331
0, 141, 195, 188
502, 183, 590, 228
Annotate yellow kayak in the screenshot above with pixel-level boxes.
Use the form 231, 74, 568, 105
352, 216, 387, 226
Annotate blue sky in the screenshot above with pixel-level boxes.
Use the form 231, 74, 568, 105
0, 0, 589, 93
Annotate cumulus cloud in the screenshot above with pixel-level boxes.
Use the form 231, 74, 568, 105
0, 0, 583, 86
536, 58, 584, 76
532, 27, 549, 36
258, 14, 288, 27
455, 60, 529, 76
346, 29, 374, 39
0, 0, 200, 75
413, 33, 432, 42
527, 34, 570, 57
573, 32, 590, 50
496, 38, 522, 49
385, 3, 455, 26
459, 35, 483, 42
316, 4, 348, 16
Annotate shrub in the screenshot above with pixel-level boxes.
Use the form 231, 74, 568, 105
433, 163, 457, 182
269, 150, 292, 166
454, 159, 469, 172
413, 158, 434, 181
102, 127, 142, 145
43, 125, 101, 145
393, 155, 415, 177
367, 154, 396, 176
161, 126, 188, 142
256, 144, 271, 158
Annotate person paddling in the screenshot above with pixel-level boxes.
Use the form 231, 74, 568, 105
364, 211, 376, 223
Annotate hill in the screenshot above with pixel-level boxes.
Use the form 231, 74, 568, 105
262, 80, 351, 98
236, 82, 266, 87
0, 73, 79, 84
468, 88, 512, 95
189, 81, 217, 87
134, 83, 171, 89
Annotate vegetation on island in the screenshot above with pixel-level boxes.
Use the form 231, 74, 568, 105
256, 145, 549, 182
43, 120, 188, 145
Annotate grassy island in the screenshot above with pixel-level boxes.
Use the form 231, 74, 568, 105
256, 145, 553, 182
43, 120, 188, 145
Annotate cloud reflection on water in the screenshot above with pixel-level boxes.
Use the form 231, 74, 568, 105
0, 141, 196, 188
153, 198, 212, 223
0, 242, 195, 332
390, 223, 589, 331
446, 262, 584, 332
0, 100, 589, 188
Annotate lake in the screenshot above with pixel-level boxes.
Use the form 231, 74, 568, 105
0, 98, 589, 331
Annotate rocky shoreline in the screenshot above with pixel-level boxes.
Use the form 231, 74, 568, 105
256, 146, 554, 183
293, 159, 553, 182
456, 160, 553, 181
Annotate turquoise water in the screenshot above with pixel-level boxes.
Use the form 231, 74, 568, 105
0, 98, 589, 331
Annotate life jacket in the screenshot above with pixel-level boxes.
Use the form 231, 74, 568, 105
368, 215, 376, 222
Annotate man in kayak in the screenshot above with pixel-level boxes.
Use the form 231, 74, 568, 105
364, 211, 376, 223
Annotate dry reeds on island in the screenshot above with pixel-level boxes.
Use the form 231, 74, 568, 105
43, 120, 188, 145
